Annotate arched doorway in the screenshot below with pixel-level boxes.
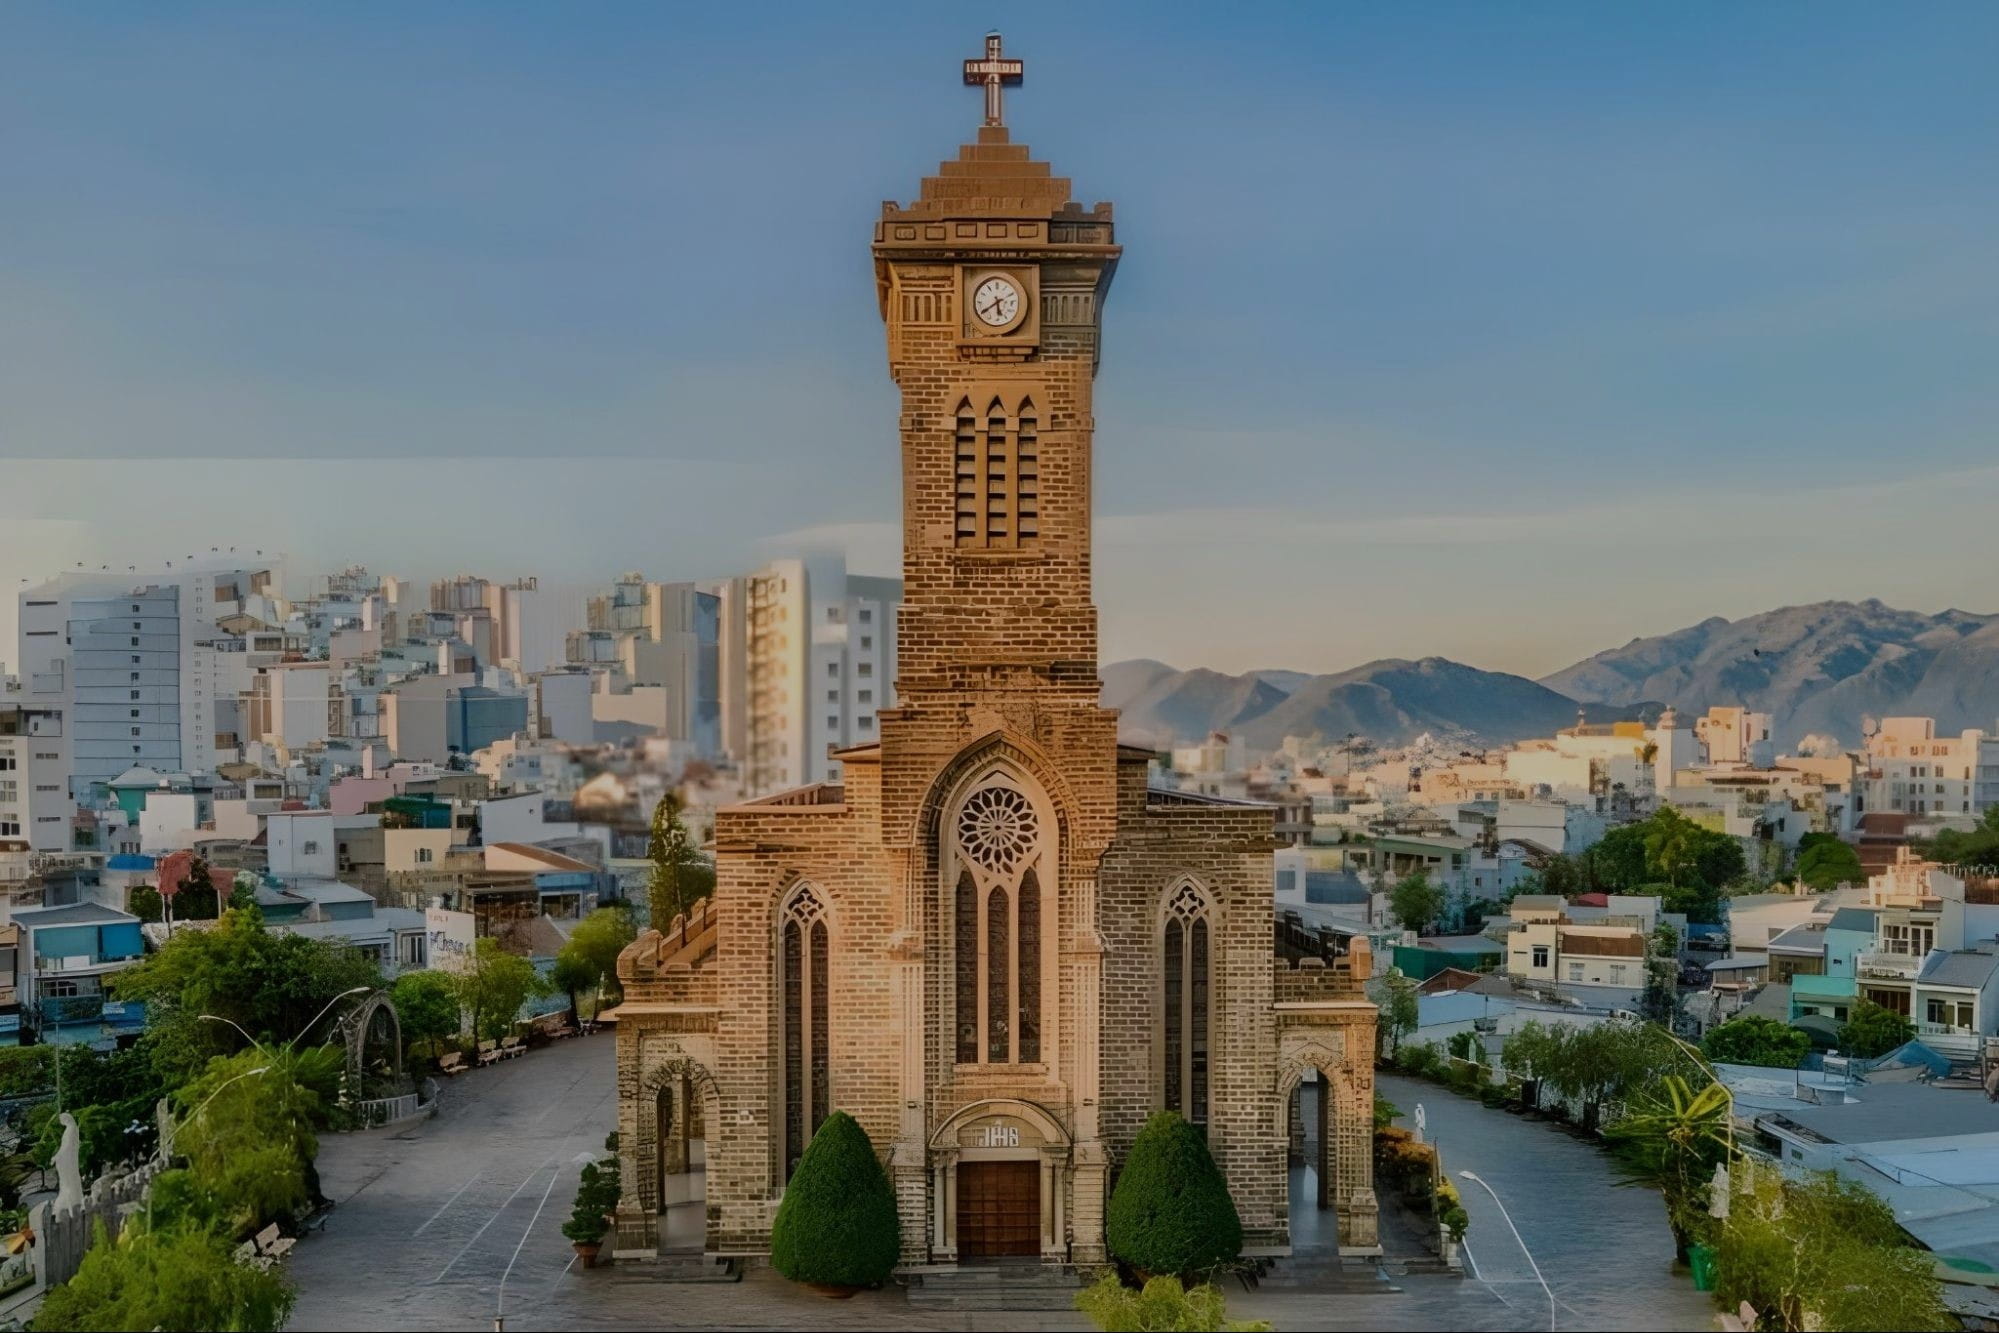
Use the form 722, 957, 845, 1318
930, 1099, 1072, 1263
654, 1072, 707, 1254
1284, 1066, 1337, 1252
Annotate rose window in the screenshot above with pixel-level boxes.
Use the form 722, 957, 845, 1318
956, 787, 1039, 874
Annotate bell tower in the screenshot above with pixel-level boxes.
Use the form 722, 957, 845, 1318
873, 32, 1121, 708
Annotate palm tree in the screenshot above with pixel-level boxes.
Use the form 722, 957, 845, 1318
1605, 1074, 1731, 1261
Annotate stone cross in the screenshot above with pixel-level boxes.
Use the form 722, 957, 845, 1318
963, 31, 1024, 127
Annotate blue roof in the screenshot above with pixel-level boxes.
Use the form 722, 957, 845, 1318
1827, 907, 1880, 933
106, 854, 156, 871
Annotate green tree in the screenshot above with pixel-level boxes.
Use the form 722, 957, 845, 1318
1387, 869, 1446, 934
388, 970, 462, 1059
1537, 852, 1583, 899
1793, 838, 1863, 891
1713, 1164, 1954, 1332
560, 906, 638, 1011
452, 938, 551, 1042
768, 1110, 901, 1288
32, 1220, 295, 1333
1585, 826, 1650, 892
1074, 1274, 1270, 1333
1700, 1015, 1810, 1069
645, 794, 713, 929
112, 906, 384, 1083
1837, 999, 1915, 1059
1367, 969, 1419, 1059
1644, 807, 1699, 886
1922, 804, 1999, 870
550, 952, 595, 1022
1604, 1074, 1730, 1260
1105, 1111, 1243, 1278
171, 1046, 337, 1232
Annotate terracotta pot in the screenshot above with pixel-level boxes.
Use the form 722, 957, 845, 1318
572, 1241, 601, 1269
807, 1283, 863, 1299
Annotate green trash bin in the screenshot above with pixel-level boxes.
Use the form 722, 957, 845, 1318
1688, 1243, 1718, 1292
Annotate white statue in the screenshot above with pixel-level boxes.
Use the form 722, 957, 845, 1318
53, 1112, 83, 1211
1413, 1102, 1427, 1143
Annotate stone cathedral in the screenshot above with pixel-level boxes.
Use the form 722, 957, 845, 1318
610, 35, 1378, 1268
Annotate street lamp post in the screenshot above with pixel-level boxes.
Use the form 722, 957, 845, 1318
1459, 1170, 1556, 1332
199, 985, 374, 1057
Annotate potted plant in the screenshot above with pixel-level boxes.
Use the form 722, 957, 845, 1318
561, 1160, 621, 1268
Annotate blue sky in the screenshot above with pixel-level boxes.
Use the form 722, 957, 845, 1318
5, 3, 1997, 675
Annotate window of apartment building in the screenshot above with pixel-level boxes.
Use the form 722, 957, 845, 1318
827, 690, 838, 703
1531, 945, 1549, 968
827, 716, 838, 731
415, 847, 434, 865
130, 656, 140, 665
0, 757, 13, 772
860, 636, 872, 651
859, 717, 873, 732
130, 690, 140, 700
129, 710, 140, 719
859, 690, 872, 704
859, 609, 871, 624
302, 841, 320, 856
0, 781, 15, 799
1567, 962, 1585, 981
858, 662, 872, 678
0, 822, 17, 838
1926, 998, 1974, 1028
129, 727, 141, 737
826, 663, 838, 679
130, 637, 139, 647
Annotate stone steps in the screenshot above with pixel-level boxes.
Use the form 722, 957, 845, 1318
626, 1253, 740, 1283
906, 1263, 1085, 1311
1253, 1254, 1400, 1293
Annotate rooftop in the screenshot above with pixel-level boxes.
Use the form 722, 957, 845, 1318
14, 902, 138, 926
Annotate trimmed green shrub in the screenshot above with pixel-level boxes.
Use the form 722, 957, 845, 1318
769, 1111, 901, 1288
1107, 1111, 1243, 1277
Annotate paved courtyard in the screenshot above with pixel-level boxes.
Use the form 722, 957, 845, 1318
285, 1040, 1713, 1330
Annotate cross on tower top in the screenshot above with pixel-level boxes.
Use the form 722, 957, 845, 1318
962, 31, 1024, 128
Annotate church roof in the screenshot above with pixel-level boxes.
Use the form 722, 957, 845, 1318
909, 126, 1081, 216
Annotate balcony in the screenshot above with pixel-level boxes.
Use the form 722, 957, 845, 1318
1857, 950, 1923, 980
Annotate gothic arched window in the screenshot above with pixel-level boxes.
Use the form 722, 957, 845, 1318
780, 886, 830, 1180
951, 781, 1046, 1065
1161, 882, 1212, 1125
951, 391, 1041, 551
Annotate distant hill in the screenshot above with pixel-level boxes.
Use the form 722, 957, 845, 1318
1539, 599, 1999, 748
1103, 655, 1604, 751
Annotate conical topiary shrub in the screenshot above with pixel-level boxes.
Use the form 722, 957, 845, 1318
1107, 1110, 1244, 1278
769, 1111, 902, 1290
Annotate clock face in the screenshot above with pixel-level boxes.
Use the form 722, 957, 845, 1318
971, 275, 1023, 329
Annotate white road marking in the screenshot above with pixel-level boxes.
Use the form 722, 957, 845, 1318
430, 1154, 558, 1283
411, 1167, 486, 1238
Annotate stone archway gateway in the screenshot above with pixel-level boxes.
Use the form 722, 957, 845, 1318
929, 1100, 1071, 1262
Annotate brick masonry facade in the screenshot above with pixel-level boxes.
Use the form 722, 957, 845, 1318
610, 106, 1377, 1267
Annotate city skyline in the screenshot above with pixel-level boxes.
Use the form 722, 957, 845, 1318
7, 3, 1999, 676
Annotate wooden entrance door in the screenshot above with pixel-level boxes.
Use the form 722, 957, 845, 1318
957, 1161, 1040, 1259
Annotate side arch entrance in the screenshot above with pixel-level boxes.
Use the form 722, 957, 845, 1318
929, 1099, 1073, 1263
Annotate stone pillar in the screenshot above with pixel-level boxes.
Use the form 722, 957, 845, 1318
1334, 1062, 1379, 1252
1315, 1073, 1333, 1209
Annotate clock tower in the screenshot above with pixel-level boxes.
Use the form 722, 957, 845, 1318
873, 30, 1120, 706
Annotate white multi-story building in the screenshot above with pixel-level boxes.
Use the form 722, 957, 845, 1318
718, 557, 901, 796
17, 557, 286, 797
0, 701, 73, 855
1695, 706, 1775, 767
1863, 716, 1999, 818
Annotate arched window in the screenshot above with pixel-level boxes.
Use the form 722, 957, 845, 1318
950, 782, 1047, 1065
1162, 882, 1212, 1126
951, 392, 1041, 550
780, 886, 829, 1180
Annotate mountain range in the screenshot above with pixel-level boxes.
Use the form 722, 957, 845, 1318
1103, 600, 1999, 753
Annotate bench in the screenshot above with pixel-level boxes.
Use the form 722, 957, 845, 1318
438, 1051, 467, 1076
476, 1040, 502, 1067
499, 1036, 525, 1059
235, 1224, 295, 1270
